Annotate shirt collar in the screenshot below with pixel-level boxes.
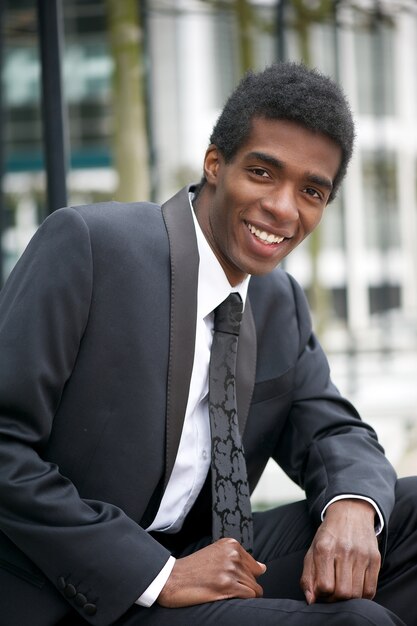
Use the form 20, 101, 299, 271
188, 192, 250, 319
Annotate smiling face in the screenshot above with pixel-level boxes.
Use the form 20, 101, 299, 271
194, 117, 342, 286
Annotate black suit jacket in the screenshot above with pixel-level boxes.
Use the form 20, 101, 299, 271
0, 186, 396, 625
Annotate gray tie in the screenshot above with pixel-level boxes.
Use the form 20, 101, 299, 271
209, 293, 253, 552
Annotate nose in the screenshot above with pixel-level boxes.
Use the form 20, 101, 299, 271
260, 184, 299, 226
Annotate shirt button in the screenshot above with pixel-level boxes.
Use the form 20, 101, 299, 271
202, 449, 208, 460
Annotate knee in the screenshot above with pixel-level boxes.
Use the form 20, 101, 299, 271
341, 599, 401, 625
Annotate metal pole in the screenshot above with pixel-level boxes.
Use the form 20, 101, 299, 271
138, 0, 157, 202
276, 0, 286, 62
37, 0, 68, 213
0, 0, 5, 287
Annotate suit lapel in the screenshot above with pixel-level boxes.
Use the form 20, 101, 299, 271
161, 185, 257, 488
161, 187, 199, 488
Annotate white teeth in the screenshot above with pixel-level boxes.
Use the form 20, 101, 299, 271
247, 223, 284, 245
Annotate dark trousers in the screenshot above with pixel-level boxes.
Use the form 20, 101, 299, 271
5, 477, 417, 625
119, 477, 417, 626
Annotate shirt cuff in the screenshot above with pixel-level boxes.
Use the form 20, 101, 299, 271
135, 556, 176, 608
321, 494, 384, 535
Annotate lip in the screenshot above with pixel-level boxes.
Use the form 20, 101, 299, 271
243, 220, 290, 258
244, 219, 291, 242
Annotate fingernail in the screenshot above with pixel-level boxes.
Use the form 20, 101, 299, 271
257, 561, 267, 572
305, 591, 313, 605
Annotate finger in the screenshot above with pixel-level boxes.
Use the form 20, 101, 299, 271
245, 554, 267, 577
232, 541, 266, 576
362, 555, 381, 599
233, 576, 263, 598
219, 560, 264, 599
311, 539, 336, 600
233, 557, 265, 595
237, 584, 264, 598
338, 540, 381, 600
235, 574, 264, 598
333, 549, 355, 600
300, 548, 317, 604
219, 539, 265, 595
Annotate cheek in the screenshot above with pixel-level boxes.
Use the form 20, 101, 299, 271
303, 209, 324, 235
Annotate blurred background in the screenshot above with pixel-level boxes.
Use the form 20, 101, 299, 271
1, 0, 417, 505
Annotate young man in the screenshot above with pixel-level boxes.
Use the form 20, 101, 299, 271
0, 63, 415, 626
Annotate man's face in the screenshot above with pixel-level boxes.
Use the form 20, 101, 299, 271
195, 117, 342, 286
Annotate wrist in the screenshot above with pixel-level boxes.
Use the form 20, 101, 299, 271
326, 498, 376, 525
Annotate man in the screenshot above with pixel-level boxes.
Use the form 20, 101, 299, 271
0, 63, 415, 626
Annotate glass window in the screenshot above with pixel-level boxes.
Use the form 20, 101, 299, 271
63, 0, 112, 169
3, 1, 42, 173
362, 150, 399, 249
353, 11, 396, 116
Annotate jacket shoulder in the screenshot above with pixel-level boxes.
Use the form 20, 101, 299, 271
249, 268, 313, 355
64, 200, 168, 258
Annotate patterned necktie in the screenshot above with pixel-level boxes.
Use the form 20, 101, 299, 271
209, 293, 253, 552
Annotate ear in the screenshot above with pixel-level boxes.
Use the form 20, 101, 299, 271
203, 144, 221, 184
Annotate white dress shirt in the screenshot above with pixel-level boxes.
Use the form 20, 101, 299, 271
136, 196, 249, 606
136, 196, 383, 607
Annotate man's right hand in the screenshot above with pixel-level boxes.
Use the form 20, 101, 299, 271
157, 538, 266, 608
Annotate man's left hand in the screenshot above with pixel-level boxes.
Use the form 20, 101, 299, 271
300, 499, 381, 604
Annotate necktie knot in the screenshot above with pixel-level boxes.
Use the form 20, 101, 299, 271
213, 293, 243, 335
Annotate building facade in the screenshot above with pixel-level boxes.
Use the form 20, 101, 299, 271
2, 0, 417, 496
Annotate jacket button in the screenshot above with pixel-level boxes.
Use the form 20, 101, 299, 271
75, 593, 87, 607
64, 584, 77, 599
84, 603, 97, 616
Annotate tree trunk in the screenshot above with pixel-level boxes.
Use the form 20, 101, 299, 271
291, 0, 334, 335
106, 0, 149, 202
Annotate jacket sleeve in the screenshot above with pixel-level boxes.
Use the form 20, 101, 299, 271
272, 273, 397, 545
0, 208, 171, 625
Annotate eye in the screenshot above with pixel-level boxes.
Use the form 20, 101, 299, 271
303, 187, 322, 200
248, 167, 270, 178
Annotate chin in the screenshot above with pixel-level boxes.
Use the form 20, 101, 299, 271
247, 264, 280, 277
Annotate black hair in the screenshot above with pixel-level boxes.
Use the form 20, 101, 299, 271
198, 62, 355, 202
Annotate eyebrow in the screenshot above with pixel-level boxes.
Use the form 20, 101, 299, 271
245, 150, 334, 192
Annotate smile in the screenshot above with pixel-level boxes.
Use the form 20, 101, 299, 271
246, 222, 285, 245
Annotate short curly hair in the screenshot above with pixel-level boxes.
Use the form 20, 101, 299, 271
201, 62, 355, 202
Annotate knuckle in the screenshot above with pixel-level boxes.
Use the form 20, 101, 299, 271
334, 585, 351, 600
224, 539, 241, 558
315, 539, 333, 559
338, 541, 353, 557
219, 537, 238, 548
217, 572, 233, 589
228, 547, 241, 563
225, 538, 239, 547
318, 580, 334, 595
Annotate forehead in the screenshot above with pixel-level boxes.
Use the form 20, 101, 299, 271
235, 117, 342, 181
